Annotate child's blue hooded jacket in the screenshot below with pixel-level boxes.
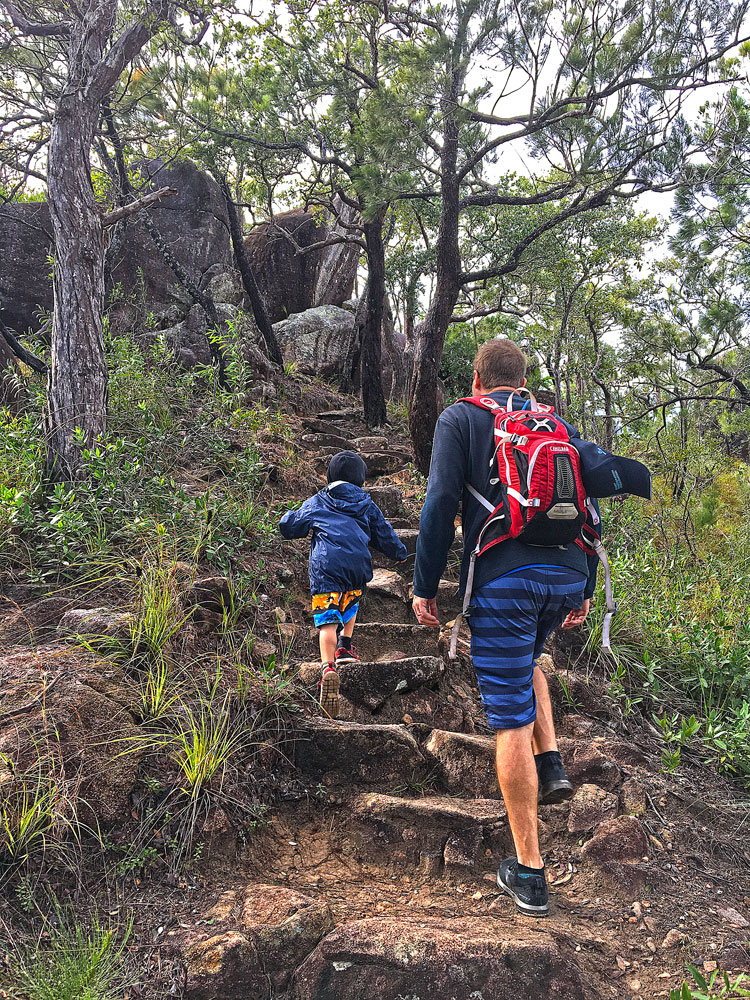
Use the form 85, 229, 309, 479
280, 483, 407, 594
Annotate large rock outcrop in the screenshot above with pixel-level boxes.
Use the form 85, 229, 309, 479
177, 885, 333, 1000
273, 305, 355, 377
0, 646, 141, 823
245, 202, 358, 323
105, 158, 233, 332
0, 159, 232, 338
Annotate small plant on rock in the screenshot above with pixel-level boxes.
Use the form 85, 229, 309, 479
670, 965, 750, 998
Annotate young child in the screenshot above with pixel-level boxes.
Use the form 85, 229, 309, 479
280, 450, 408, 717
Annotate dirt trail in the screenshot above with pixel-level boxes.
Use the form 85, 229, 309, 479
171, 407, 750, 1000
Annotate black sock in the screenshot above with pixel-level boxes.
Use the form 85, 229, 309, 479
517, 862, 545, 876
534, 750, 562, 766
338, 634, 352, 650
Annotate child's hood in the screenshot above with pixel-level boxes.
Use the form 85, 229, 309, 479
317, 482, 372, 517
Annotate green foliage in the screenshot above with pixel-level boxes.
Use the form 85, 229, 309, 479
584, 444, 750, 780
670, 965, 750, 998
0, 330, 279, 581
6, 909, 134, 1000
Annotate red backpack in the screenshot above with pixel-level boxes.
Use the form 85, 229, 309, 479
448, 389, 616, 657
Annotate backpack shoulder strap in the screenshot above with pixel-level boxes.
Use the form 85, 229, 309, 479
458, 395, 505, 412
465, 482, 494, 512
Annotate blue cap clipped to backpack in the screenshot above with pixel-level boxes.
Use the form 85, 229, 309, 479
574, 438, 652, 500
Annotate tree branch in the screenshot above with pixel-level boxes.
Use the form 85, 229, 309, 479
0, 315, 48, 374
3, 0, 69, 36
101, 186, 177, 227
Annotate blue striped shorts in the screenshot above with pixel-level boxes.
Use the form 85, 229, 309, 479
469, 565, 587, 730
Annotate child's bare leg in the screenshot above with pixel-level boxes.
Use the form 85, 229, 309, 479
319, 624, 338, 663
341, 610, 358, 638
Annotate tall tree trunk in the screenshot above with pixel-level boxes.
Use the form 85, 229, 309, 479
589, 318, 614, 449
216, 172, 282, 366
340, 281, 366, 394
408, 103, 462, 473
44, 95, 107, 481
360, 216, 387, 428
33, 2, 173, 480
383, 297, 408, 401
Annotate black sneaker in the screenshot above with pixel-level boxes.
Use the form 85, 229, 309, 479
536, 750, 574, 804
497, 857, 549, 917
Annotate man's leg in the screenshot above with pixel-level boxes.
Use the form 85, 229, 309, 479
495, 722, 543, 869
531, 666, 558, 755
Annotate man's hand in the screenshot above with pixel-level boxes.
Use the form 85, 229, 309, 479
412, 596, 440, 627
561, 599, 590, 630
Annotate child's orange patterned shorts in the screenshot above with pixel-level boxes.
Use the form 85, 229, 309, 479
311, 590, 362, 628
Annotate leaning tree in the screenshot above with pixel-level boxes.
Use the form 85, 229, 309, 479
0, 0, 215, 480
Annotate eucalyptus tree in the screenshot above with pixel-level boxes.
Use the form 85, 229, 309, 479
0, 0, 216, 480
484, 202, 660, 441
400, 0, 750, 471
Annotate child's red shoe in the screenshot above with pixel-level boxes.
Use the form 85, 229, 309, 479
335, 644, 360, 664
319, 663, 340, 717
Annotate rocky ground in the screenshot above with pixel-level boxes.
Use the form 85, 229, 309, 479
2, 390, 750, 1000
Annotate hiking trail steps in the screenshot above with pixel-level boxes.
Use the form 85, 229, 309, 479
6, 404, 749, 998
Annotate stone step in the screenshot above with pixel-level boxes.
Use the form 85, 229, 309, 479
365, 485, 405, 519
300, 432, 353, 451
395, 527, 419, 554
354, 792, 506, 830
360, 451, 410, 476
386, 517, 411, 530
302, 417, 343, 434
315, 408, 361, 421
371, 532, 462, 571
353, 435, 388, 451
293, 718, 427, 786
315, 450, 409, 478
348, 622, 441, 660
423, 729, 500, 799
297, 656, 443, 711
351, 793, 509, 872
292, 919, 587, 1000
340, 655, 443, 710
362, 573, 460, 624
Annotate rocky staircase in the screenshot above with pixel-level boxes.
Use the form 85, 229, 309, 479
175, 406, 735, 1000
4, 396, 749, 997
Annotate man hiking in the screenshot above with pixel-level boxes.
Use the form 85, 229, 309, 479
412, 339, 598, 918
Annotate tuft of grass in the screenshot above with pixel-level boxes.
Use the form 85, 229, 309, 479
0, 779, 57, 866
0, 760, 76, 872
670, 964, 750, 998
136, 659, 181, 721
170, 693, 244, 799
6, 909, 134, 1000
